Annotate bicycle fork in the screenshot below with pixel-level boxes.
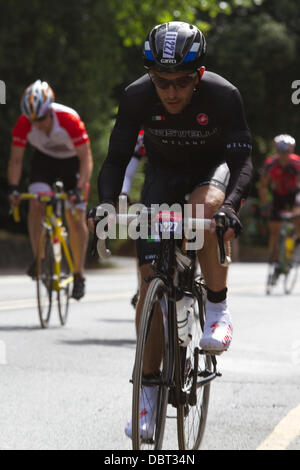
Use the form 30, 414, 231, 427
51, 224, 74, 291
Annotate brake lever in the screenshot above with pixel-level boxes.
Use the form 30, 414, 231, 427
214, 212, 229, 266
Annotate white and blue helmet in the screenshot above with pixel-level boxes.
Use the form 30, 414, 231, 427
144, 21, 206, 73
21, 80, 54, 121
274, 134, 296, 153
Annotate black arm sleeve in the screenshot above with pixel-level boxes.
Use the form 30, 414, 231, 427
223, 89, 253, 212
97, 91, 142, 203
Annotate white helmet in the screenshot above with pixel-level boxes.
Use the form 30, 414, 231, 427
274, 134, 296, 153
21, 80, 54, 121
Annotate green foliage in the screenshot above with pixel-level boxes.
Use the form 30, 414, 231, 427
1, 0, 300, 253
205, 0, 300, 186
110, 0, 260, 46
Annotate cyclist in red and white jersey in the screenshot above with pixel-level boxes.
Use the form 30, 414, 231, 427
258, 134, 300, 259
7, 80, 93, 299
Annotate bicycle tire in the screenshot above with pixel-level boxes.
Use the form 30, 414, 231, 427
266, 236, 282, 295
36, 228, 53, 328
57, 243, 72, 326
177, 277, 212, 450
132, 277, 169, 450
284, 259, 299, 294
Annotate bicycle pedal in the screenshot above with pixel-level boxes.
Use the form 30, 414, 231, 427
141, 437, 155, 445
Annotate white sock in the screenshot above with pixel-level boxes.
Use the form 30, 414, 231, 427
205, 299, 231, 321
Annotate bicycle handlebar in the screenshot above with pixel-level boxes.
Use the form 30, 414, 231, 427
10, 192, 72, 223
279, 211, 300, 221
92, 212, 230, 267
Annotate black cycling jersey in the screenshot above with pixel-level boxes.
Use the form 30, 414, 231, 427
98, 71, 253, 212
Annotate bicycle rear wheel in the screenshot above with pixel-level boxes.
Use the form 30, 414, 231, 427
132, 277, 169, 450
36, 228, 53, 328
266, 236, 282, 295
284, 259, 299, 294
177, 276, 212, 450
57, 244, 73, 326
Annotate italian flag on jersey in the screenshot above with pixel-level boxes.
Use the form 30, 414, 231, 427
152, 115, 166, 121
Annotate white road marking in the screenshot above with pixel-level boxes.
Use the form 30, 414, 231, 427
257, 404, 300, 450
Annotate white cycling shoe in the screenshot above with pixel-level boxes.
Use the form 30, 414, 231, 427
125, 385, 158, 441
200, 300, 233, 354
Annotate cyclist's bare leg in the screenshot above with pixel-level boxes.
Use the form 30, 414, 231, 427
28, 199, 45, 258
188, 184, 228, 291
65, 208, 89, 275
136, 263, 163, 376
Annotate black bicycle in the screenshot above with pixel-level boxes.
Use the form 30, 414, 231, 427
94, 208, 228, 450
266, 211, 300, 295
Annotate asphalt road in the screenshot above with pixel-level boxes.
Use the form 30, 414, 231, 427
0, 258, 300, 451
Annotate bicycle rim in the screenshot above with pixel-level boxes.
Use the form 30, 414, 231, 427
36, 228, 53, 328
57, 248, 72, 326
132, 277, 169, 450
177, 277, 212, 450
284, 261, 299, 294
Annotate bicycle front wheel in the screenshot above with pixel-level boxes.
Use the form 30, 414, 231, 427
36, 228, 53, 328
57, 244, 73, 326
132, 277, 169, 450
177, 277, 212, 450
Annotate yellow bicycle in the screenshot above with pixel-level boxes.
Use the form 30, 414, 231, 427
12, 182, 75, 328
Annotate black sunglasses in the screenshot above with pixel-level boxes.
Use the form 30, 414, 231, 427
150, 72, 197, 90
32, 112, 49, 123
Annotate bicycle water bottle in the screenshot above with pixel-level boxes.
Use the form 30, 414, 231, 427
176, 295, 194, 347
53, 237, 62, 263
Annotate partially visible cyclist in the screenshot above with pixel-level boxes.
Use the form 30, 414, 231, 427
120, 129, 147, 308
7, 80, 93, 300
258, 134, 300, 261
120, 129, 147, 200
88, 21, 253, 440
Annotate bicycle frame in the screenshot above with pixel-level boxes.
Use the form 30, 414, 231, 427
153, 237, 221, 405
95, 210, 226, 449
43, 202, 74, 291
12, 191, 75, 290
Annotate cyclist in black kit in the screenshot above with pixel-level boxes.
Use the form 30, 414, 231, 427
89, 21, 253, 440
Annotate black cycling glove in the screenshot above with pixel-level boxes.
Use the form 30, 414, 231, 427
87, 206, 97, 222
8, 185, 20, 197
68, 187, 83, 205
213, 205, 243, 237
86, 201, 116, 223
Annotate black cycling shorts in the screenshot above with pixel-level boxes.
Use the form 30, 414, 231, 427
29, 150, 79, 191
270, 191, 300, 221
136, 162, 230, 266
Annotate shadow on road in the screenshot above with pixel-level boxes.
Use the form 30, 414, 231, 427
58, 338, 136, 348
0, 325, 41, 332
98, 318, 134, 324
